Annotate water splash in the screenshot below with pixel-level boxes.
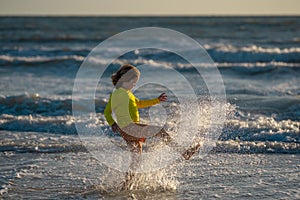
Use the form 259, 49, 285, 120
81, 163, 181, 198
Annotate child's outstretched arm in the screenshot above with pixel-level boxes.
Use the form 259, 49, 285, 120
136, 93, 167, 108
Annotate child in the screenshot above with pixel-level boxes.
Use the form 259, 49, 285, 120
104, 64, 201, 184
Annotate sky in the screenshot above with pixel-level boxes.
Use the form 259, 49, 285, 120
0, 0, 299, 16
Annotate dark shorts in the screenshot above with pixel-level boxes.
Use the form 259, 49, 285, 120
119, 123, 147, 144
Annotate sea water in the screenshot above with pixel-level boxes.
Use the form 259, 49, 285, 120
0, 16, 299, 199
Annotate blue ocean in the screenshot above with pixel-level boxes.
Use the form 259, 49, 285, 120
0, 17, 299, 199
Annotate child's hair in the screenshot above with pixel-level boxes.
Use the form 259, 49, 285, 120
111, 64, 140, 88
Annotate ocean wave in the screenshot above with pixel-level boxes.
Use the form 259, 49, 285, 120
126, 44, 300, 63
228, 96, 300, 119
207, 48, 300, 63
216, 62, 300, 68
113, 58, 300, 77
0, 131, 85, 153
204, 44, 300, 54
1, 53, 300, 77
1, 43, 300, 66
224, 117, 300, 143
101, 44, 300, 63
7, 35, 104, 43
0, 114, 77, 134
0, 55, 84, 65
0, 130, 299, 154
3, 44, 300, 56
214, 140, 300, 154
0, 94, 106, 116
1, 108, 299, 143
0, 94, 72, 116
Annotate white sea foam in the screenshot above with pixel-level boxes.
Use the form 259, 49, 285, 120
0, 55, 84, 63
1, 43, 300, 66
204, 44, 300, 54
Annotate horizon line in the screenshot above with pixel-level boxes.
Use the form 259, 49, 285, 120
0, 14, 299, 17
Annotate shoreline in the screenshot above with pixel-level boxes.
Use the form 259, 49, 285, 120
1, 147, 299, 199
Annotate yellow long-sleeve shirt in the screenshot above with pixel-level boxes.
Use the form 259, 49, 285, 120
104, 87, 160, 128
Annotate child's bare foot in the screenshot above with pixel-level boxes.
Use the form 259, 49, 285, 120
182, 143, 201, 160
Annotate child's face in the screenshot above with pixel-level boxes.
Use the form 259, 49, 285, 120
122, 76, 139, 90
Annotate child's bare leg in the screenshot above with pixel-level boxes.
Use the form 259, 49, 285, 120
128, 142, 142, 172
155, 128, 201, 160
123, 141, 142, 190
155, 129, 185, 152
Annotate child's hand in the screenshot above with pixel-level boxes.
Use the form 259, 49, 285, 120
158, 93, 167, 102
111, 123, 121, 133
